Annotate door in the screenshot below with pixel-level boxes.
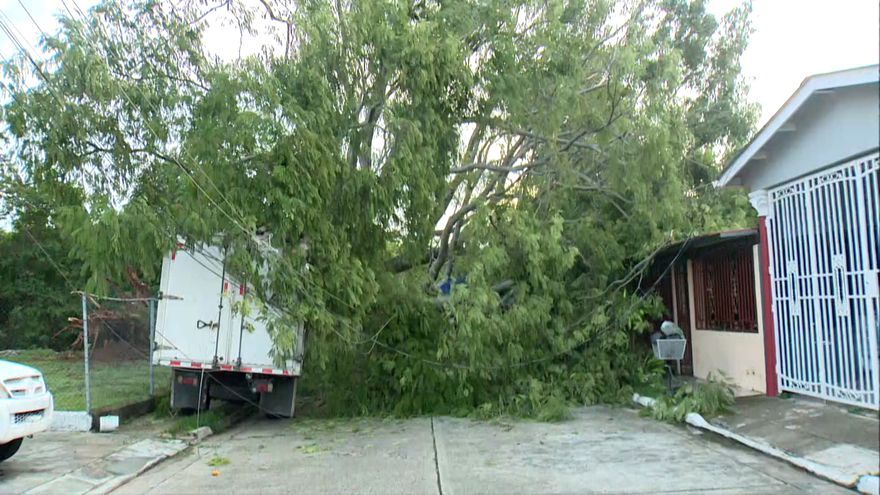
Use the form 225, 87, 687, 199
768, 152, 879, 409
156, 245, 229, 364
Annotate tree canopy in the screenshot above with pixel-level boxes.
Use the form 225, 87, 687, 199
1, 0, 757, 415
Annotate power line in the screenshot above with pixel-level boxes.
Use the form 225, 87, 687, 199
0, 11, 63, 102
3, 1, 359, 347
22, 226, 77, 289
64, 0, 252, 232
15, 0, 47, 36
1, 4, 286, 423
18, 0, 254, 238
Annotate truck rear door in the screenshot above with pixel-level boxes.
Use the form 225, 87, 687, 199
155, 245, 230, 365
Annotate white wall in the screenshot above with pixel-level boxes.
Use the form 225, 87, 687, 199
687, 246, 767, 394
741, 83, 879, 191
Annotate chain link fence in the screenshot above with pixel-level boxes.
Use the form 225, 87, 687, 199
83, 295, 169, 413
0, 347, 88, 411
1, 293, 168, 415
0, 292, 92, 411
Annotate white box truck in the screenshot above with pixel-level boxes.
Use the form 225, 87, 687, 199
153, 242, 304, 417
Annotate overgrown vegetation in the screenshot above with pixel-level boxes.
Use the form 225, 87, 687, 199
649, 374, 736, 423
0, 213, 84, 350
1, 0, 756, 418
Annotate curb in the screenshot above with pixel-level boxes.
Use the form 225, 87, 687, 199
632, 394, 879, 494
50, 411, 93, 432
96, 404, 255, 494
85, 439, 188, 495
90, 397, 157, 431
51, 397, 159, 433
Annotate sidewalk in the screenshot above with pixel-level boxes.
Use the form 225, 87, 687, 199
710, 395, 879, 492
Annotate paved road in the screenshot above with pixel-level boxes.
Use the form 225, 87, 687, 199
115, 406, 850, 495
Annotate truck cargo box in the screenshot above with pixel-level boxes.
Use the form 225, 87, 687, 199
153, 243, 303, 417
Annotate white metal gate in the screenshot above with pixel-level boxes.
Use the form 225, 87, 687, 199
768, 152, 880, 409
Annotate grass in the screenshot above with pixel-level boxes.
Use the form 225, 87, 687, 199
165, 409, 229, 436
2, 348, 170, 411
207, 455, 230, 467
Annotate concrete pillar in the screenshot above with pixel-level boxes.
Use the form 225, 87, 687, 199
750, 190, 779, 397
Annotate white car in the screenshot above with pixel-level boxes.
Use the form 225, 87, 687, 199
0, 360, 54, 462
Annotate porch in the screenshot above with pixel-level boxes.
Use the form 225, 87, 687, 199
650, 229, 768, 395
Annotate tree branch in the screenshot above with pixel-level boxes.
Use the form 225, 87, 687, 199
429, 202, 479, 280
449, 162, 530, 174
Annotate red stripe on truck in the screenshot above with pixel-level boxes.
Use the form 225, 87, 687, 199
262, 368, 273, 374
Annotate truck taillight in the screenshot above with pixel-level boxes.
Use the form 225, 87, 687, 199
177, 376, 199, 386
252, 380, 273, 393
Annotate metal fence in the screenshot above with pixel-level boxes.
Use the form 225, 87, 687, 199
1, 293, 167, 414
82, 294, 168, 413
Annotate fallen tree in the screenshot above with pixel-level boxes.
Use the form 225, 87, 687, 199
1, 0, 756, 416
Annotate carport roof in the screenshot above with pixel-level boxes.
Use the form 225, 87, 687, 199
655, 228, 758, 260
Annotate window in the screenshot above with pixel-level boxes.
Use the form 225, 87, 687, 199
692, 247, 758, 332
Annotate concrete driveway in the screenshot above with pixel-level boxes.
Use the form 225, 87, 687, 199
0, 415, 185, 495
115, 406, 849, 495
0, 430, 129, 494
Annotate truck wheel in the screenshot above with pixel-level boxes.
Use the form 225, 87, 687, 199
0, 438, 23, 462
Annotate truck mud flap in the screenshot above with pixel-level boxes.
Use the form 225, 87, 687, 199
259, 376, 297, 418
171, 369, 209, 412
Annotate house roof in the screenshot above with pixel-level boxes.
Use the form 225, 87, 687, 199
655, 228, 758, 260
717, 64, 880, 187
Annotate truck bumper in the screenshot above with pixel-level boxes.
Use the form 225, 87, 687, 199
0, 393, 54, 444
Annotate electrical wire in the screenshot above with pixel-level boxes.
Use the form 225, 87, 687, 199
54, 0, 253, 236
65, 0, 252, 232
3, 1, 371, 353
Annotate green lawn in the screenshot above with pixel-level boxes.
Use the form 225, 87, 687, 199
2, 349, 170, 411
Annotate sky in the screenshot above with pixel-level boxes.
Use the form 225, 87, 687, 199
0, 0, 878, 126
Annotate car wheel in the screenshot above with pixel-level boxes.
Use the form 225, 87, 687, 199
0, 438, 23, 462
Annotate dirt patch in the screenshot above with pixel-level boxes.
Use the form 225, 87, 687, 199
90, 340, 146, 363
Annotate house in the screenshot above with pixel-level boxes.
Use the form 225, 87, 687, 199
650, 229, 767, 395
715, 65, 879, 410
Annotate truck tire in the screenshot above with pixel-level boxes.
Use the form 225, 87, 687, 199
0, 438, 23, 462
